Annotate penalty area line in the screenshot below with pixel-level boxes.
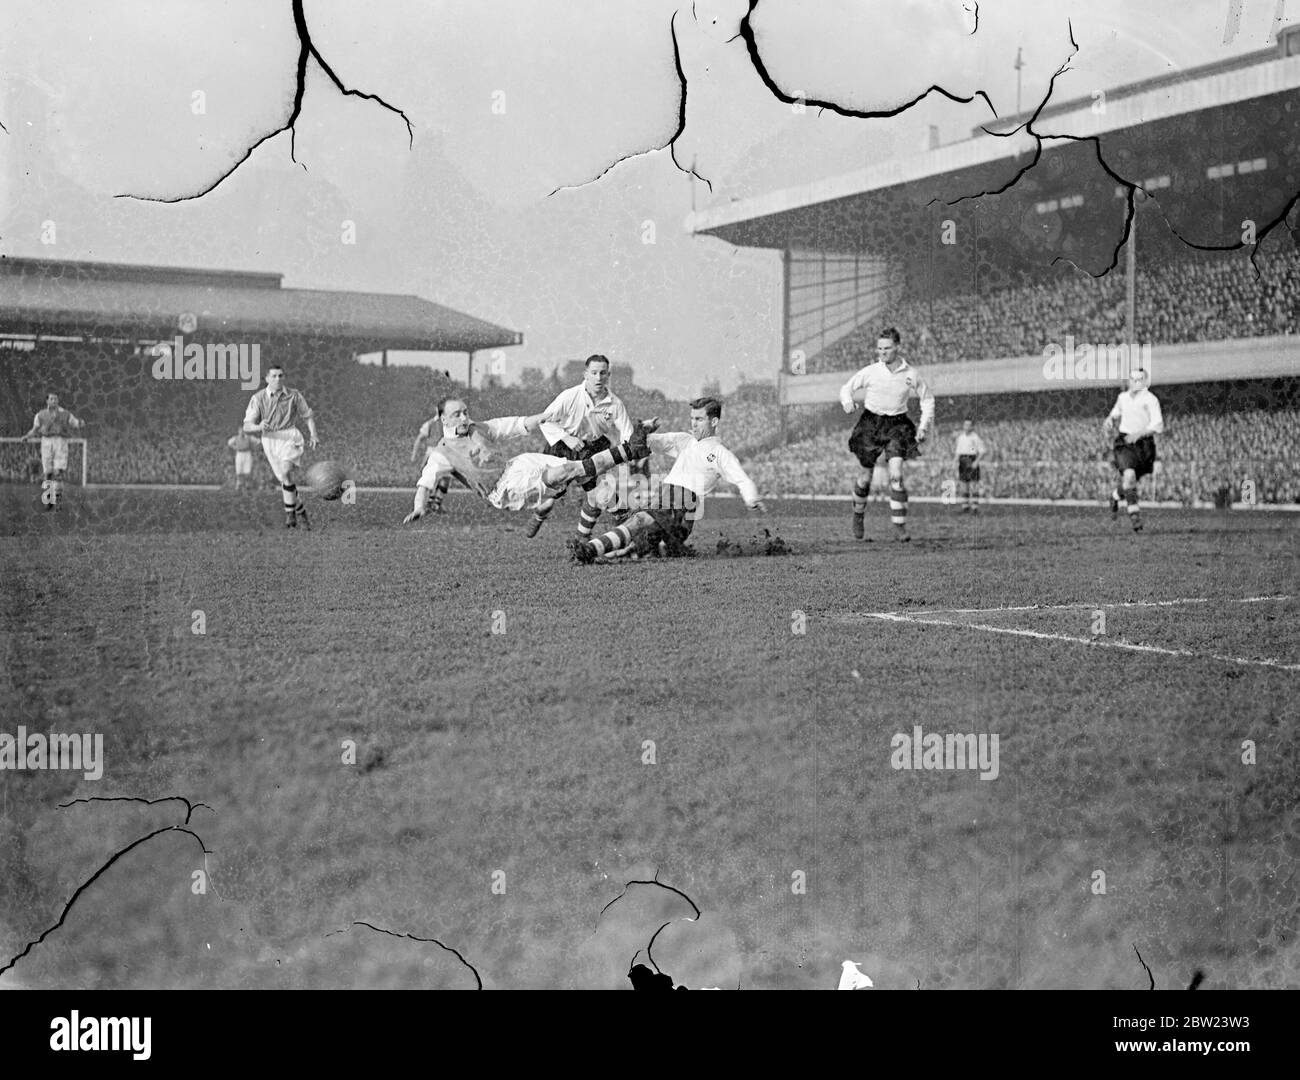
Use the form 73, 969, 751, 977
871, 595, 1292, 618
851, 611, 1300, 673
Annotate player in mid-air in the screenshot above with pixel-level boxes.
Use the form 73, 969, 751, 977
227, 428, 260, 492
839, 328, 934, 542
523, 354, 635, 540
953, 419, 986, 513
243, 366, 320, 529
410, 412, 452, 513
402, 397, 657, 523
569, 397, 767, 563
21, 392, 85, 511
1104, 367, 1164, 533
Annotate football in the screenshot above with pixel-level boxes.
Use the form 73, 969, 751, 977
305, 460, 350, 500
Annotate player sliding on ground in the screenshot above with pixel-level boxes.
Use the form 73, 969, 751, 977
568, 396, 767, 563
840, 327, 934, 542
402, 397, 657, 523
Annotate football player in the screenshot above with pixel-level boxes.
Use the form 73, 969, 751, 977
522, 354, 636, 540
1104, 368, 1164, 532
243, 366, 320, 529
410, 412, 451, 512
21, 392, 84, 510
402, 398, 656, 523
569, 397, 766, 563
839, 327, 934, 542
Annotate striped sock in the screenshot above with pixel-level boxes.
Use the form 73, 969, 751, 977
581, 440, 638, 481
852, 479, 870, 515
577, 502, 602, 537
889, 479, 908, 527
971, 487, 980, 509
1124, 486, 1139, 515
282, 483, 297, 514
589, 524, 633, 556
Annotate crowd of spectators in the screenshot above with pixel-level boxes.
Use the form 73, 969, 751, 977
743, 407, 1300, 505
810, 246, 1300, 372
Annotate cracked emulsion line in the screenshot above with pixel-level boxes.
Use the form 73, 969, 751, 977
115, 0, 413, 203
644, 919, 675, 975
0, 825, 211, 978
549, 9, 710, 196
923, 17, 1298, 277
596, 874, 702, 929
58, 794, 215, 826
849, 611, 1300, 672
738, 0, 998, 123
328, 920, 483, 990
1133, 943, 1155, 990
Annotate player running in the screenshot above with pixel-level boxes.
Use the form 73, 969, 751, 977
523, 354, 636, 540
569, 397, 767, 563
1104, 368, 1164, 533
953, 419, 986, 513
839, 328, 934, 542
402, 397, 657, 524
410, 412, 451, 513
21, 392, 85, 511
243, 366, 320, 529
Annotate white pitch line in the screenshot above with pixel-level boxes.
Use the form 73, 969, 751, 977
855, 611, 1300, 672
871, 595, 1292, 618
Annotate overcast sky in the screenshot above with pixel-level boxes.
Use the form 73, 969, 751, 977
1, 0, 1290, 396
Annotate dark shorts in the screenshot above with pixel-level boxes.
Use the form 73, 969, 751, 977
848, 410, 919, 469
641, 484, 697, 555
957, 455, 981, 483
546, 435, 611, 492
1113, 434, 1157, 480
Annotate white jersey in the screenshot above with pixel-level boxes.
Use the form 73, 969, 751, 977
421, 416, 535, 490
954, 432, 986, 457
1107, 388, 1163, 437
651, 432, 761, 508
839, 360, 935, 426
540, 385, 632, 448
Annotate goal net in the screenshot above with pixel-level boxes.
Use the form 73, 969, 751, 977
0, 438, 89, 486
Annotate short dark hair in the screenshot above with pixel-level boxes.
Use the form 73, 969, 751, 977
584, 354, 610, 369
879, 327, 901, 344
437, 397, 466, 417
690, 396, 723, 421
268, 365, 285, 375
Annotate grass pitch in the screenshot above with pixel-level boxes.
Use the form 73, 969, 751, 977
1, 485, 1297, 989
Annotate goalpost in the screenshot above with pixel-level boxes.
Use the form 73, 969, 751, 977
0, 437, 89, 487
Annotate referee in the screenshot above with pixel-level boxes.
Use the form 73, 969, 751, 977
839, 328, 934, 542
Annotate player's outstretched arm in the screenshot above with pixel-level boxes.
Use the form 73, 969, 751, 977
403, 484, 431, 524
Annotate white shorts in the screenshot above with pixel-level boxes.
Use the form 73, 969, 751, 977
260, 428, 305, 484
488, 452, 570, 512
234, 450, 253, 475
41, 437, 69, 474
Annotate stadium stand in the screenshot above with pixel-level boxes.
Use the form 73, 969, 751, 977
810, 248, 1300, 373
4, 249, 1296, 503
